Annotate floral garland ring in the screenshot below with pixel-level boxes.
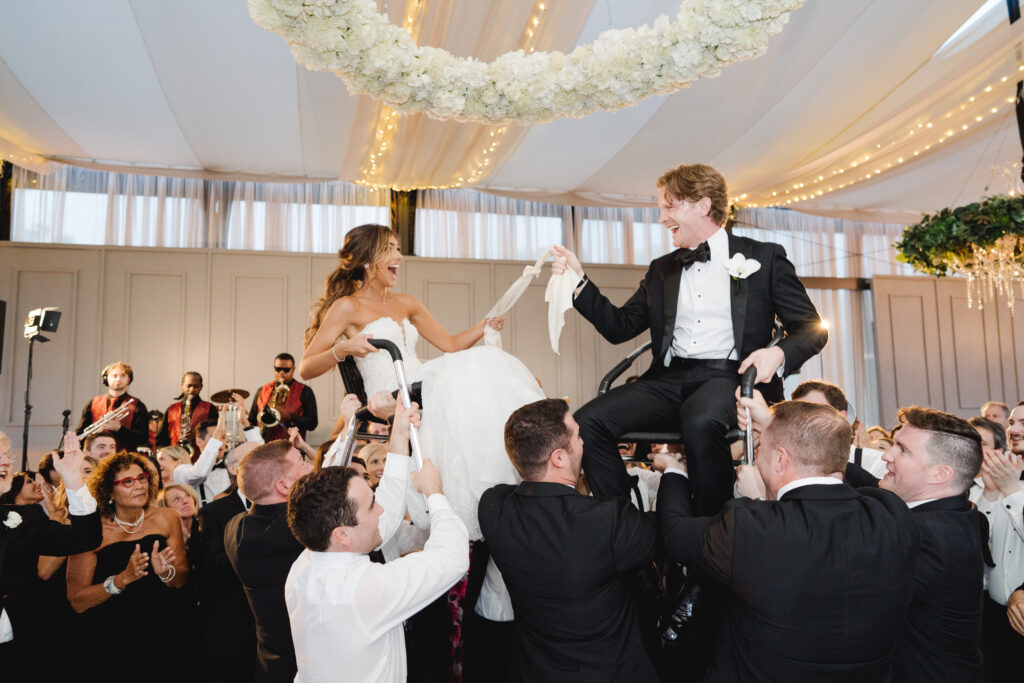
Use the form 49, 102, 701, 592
249, 0, 806, 124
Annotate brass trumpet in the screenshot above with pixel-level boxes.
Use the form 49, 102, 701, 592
257, 381, 290, 429
77, 398, 136, 441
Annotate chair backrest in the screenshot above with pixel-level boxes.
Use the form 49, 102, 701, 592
336, 358, 368, 405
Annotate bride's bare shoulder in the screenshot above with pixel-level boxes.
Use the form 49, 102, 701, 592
392, 292, 422, 311
326, 295, 359, 317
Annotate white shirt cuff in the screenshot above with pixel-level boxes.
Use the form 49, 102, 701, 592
426, 492, 452, 512
384, 452, 411, 478
244, 428, 264, 444
66, 484, 97, 515
665, 466, 688, 478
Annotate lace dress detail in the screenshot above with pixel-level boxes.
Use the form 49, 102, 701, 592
352, 317, 544, 539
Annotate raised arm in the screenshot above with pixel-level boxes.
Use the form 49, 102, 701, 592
405, 294, 500, 353
299, 297, 377, 380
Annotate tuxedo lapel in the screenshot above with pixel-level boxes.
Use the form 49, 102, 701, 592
661, 253, 683, 358
728, 234, 754, 356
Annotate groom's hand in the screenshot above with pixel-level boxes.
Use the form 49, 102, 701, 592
552, 245, 583, 280
738, 346, 785, 385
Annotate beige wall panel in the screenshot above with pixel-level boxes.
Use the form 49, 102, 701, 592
406, 259, 493, 362
936, 279, 1002, 416
0, 245, 103, 463
873, 276, 944, 421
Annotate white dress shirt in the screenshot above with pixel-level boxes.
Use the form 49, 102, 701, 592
285, 493, 469, 683
977, 486, 1024, 605
0, 484, 97, 643
669, 227, 736, 363
173, 428, 262, 503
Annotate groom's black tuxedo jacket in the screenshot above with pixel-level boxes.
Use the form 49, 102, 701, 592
575, 232, 826, 392
479, 481, 660, 683
0, 503, 101, 645
658, 473, 919, 682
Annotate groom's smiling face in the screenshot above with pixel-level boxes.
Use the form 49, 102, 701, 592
658, 188, 710, 250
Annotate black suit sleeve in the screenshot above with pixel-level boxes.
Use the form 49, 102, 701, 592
766, 244, 828, 375
610, 498, 660, 572
291, 386, 318, 433
199, 502, 242, 588
657, 473, 730, 580
573, 271, 652, 345
248, 391, 260, 429
844, 461, 880, 488
31, 506, 103, 557
76, 401, 94, 434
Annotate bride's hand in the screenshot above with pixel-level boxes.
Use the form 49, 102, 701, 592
335, 334, 376, 358
486, 316, 505, 331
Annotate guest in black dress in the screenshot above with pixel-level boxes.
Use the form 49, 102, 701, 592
66, 452, 188, 681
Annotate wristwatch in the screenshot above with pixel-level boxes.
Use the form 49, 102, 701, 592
103, 575, 123, 595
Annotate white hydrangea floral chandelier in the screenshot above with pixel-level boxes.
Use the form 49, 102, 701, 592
249, 0, 806, 125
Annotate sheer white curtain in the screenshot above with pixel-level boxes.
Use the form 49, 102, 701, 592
11, 164, 391, 252
12, 165, 209, 247
574, 205, 672, 265
416, 189, 571, 261
733, 207, 918, 426
224, 181, 390, 252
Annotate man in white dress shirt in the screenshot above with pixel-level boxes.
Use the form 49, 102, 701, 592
285, 456, 468, 683
174, 413, 263, 505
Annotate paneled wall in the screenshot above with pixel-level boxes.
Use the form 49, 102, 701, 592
0, 243, 650, 463
873, 275, 1024, 423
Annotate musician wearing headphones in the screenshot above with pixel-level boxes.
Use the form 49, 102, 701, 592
76, 361, 149, 453
248, 353, 318, 443
156, 371, 219, 453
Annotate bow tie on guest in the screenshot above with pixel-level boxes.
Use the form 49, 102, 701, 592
678, 241, 711, 269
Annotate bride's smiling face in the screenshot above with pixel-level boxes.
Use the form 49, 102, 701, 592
370, 236, 402, 289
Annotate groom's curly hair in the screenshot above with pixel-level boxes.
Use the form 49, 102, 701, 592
504, 399, 572, 480
658, 163, 729, 226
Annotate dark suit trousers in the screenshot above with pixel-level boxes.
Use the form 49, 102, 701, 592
577, 364, 756, 515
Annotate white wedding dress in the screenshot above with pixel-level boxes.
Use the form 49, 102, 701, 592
353, 316, 545, 540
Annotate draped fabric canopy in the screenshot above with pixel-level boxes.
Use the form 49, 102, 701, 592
0, 0, 1016, 221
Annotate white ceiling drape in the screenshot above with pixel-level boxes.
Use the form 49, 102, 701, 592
0, 0, 1015, 220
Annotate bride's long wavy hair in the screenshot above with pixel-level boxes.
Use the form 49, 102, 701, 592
304, 224, 397, 348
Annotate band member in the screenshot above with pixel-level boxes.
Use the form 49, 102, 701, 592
76, 361, 149, 453
147, 410, 164, 454
248, 353, 318, 443
157, 372, 219, 454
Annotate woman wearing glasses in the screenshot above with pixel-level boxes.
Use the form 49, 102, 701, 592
66, 452, 188, 677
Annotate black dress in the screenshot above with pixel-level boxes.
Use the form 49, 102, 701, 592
82, 534, 177, 680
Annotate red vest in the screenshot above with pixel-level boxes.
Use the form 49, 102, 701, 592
90, 394, 137, 431
165, 399, 213, 447
256, 380, 306, 442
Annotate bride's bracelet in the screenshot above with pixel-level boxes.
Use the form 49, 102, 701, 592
331, 342, 343, 363
159, 565, 176, 584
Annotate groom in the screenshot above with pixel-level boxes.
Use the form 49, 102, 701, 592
554, 163, 826, 515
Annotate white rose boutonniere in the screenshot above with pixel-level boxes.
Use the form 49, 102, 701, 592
3, 510, 23, 529
723, 254, 761, 280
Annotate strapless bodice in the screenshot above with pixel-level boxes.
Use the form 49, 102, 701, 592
352, 317, 424, 396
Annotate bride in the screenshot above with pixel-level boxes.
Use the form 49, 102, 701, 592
299, 224, 544, 538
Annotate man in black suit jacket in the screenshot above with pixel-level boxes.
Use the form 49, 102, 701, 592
661, 401, 920, 681
834, 406, 986, 682
479, 398, 660, 683
554, 164, 826, 515
225, 439, 313, 683
0, 433, 102, 677
199, 481, 256, 682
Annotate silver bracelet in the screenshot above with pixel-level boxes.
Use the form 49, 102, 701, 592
331, 342, 343, 363
159, 565, 176, 584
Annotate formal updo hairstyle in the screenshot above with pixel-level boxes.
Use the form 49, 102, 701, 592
89, 451, 159, 519
304, 224, 397, 348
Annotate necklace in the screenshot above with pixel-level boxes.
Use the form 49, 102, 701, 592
113, 508, 145, 534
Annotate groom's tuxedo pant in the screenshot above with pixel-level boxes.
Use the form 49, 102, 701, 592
576, 360, 780, 515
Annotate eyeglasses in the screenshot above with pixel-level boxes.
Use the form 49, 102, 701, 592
274, 366, 293, 372
113, 473, 150, 488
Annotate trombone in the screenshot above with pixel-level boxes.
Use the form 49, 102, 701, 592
77, 398, 136, 441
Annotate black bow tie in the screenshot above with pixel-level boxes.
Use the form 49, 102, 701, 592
678, 242, 711, 269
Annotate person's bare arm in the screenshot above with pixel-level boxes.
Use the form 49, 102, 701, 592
406, 294, 501, 353
299, 298, 378, 380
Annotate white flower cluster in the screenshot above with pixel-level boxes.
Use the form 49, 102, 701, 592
249, 0, 806, 124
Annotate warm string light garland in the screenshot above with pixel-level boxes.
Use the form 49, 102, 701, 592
737, 66, 1022, 208
357, 0, 548, 191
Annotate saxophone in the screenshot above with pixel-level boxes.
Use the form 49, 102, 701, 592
258, 381, 290, 429
179, 396, 191, 444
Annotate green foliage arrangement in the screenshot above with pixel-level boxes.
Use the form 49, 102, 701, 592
895, 195, 1024, 276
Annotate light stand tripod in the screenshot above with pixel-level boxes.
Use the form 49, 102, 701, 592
21, 307, 61, 472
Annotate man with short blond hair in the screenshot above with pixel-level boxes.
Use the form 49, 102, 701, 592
662, 400, 919, 680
